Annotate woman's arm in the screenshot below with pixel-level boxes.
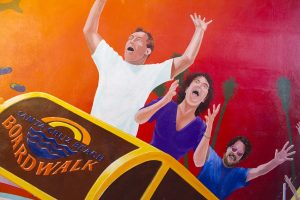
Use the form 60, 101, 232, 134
193, 104, 220, 167
135, 80, 179, 124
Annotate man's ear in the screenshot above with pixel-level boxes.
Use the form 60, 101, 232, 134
145, 48, 152, 56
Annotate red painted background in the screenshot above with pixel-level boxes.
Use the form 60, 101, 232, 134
1, 0, 300, 199
130, 1, 300, 199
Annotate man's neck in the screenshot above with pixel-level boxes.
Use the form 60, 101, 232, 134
125, 55, 148, 65
126, 60, 145, 65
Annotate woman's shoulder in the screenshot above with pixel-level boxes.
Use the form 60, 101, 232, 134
195, 116, 205, 124
194, 116, 207, 128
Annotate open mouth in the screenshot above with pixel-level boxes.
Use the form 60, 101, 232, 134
228, 154, 236, 161
127, 47, 134, 52
192, 90, 199, 96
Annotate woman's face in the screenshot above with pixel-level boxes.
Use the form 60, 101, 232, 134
184, 76, 209, 107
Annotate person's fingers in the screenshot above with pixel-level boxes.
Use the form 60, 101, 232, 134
190, 14, 195, 22
286, 144, 294, 152
217, 104, 221, 111
169, 80, 179, 90
281, 141, 290, 151
287, 151, 296, 156
214, 104, 221, 115
171, 83, 178, 90
172, 79, 179, 84
284, 175, 289, 181
206, 19, 213, 25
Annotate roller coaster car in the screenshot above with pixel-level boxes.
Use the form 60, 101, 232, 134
0, 93, 217, 200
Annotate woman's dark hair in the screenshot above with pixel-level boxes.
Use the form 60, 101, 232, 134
226, 136, 252, 160
176, 72, 213, 116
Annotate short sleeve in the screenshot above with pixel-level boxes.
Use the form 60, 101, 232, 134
236, 168, 250, 187
206, 147, 220, 164
193, 119, 207, 150
91, 40, 123, 73
145, 59, 173, 90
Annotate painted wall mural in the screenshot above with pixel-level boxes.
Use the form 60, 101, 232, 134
0, 0, 300, 199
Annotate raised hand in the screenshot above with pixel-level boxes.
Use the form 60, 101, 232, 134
284, 175, 300, 200
296, 122, 300, 135
274, 142, 296, 165
190, 13, 213, 31
162, 80, 179, 103
83, 0, 108, 53
205, 104, 221, 129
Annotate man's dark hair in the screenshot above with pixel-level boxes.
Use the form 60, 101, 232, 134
226, 136, 252, 160
177, 72, 214, 116
134, 27, 154, 51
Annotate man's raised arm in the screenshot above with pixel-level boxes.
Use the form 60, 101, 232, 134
246, 141, 295, 182
171, 13, 212, 79
83, 0, 107, 53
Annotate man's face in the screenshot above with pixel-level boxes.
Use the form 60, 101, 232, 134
184, 76, 209, 107
124, 31, 151, 64
223, 140, 246, 167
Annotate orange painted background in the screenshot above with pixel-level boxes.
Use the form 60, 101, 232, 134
0, 0, 218, 110
1, 0, 300, 199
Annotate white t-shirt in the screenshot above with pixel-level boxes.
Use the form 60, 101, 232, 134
91, 40, 172, 136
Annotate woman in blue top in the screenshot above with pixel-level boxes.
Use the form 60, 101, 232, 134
135, 73, 220, 162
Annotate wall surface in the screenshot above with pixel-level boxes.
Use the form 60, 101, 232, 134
0, 0, 300, 199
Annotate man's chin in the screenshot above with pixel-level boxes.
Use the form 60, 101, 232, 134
223, 157, 237, 168
124, 55, 136, 62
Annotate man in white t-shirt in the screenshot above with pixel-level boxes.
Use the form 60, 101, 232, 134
83, 0, 212, 136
